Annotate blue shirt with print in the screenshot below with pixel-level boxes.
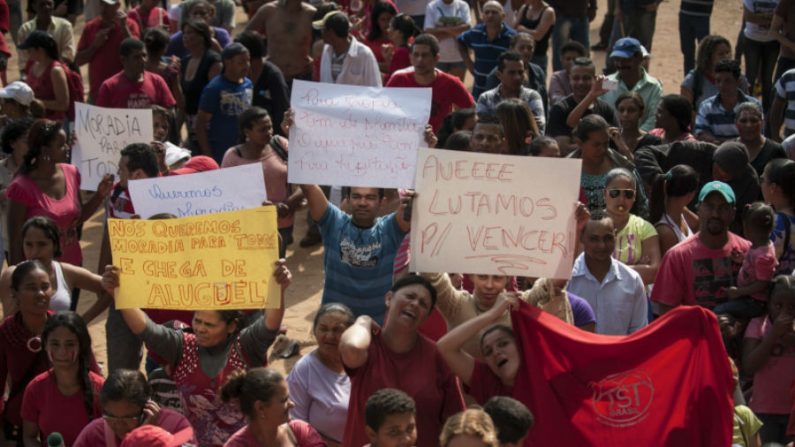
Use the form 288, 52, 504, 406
199, 75, 253, 163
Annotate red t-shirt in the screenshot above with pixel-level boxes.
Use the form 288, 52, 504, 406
510, 302, 733, 446
21, 369, 104, 446
73, 408, 193, 446
77, 17, 141, 100
386, 68, 474, 133
342, 327, 465, 447
127, 6, 170, 30
468, 360, 512, 405
651, 233, 751, 310
96, 71, 176, 109
224, 420, 325, 447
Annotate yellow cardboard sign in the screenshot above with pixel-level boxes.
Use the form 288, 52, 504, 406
108, 206, 280, 310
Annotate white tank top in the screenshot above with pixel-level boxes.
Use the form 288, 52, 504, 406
49, 261, 71, 311
657, 213, 694, 243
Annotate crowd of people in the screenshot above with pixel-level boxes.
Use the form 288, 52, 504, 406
0, 0, 791, 445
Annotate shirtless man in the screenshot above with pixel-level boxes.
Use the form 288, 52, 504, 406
245, 0, 316, 84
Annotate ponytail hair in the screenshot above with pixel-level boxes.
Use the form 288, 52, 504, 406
649, 164, 699, 224
221, 367, 284, 416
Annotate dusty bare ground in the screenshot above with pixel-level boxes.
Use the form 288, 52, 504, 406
1, 0, 745, 374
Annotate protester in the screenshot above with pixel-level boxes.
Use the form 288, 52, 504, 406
548, 40, 586, 104
287, 303, 354, 447
476, 51, 545, 133
608, 92, 662, 158
179, 19, 221, 151
195, 42, 253, 162
728, 358, 763, 447
220, 368, 326, 447
339, 275, 465, 447
482, 397, 533, 447
484, 33, 548, 114
648, 94, 696, 143
422, 0, 470, 81
772, 0, 795, 81
363, 388, 417, 447
386, 34, 474, 133
75, 0, 141, 102
73, 369, 194, 446
457, 0, 515, 98
770, 66, 795, 142
649, 164, 700, 255
95, 37, 176, 109
600, 37, 663, 132
364, 1, 397, 69
679, 0, 714, 75
742, 275, 795, 444
529, 135, 561, 157
7, 120, 112, 266
19, 31, 70, 121
126, 0, 169, 31
741, 0, 779, 110
316, 11, 382, 86
101, 259, 291, 446
16, 0, 75, 73
21, 311, 103, 447
0, 217, 109, 323
166, 0, 230, 59
143, 28, 184, 127
439, 409, 499, 447
680, 35, 739, 108
565, 115, 649, 217
513, 0, 554, 73
652, 181, 752, 313
244, 0, 315, 86
0, 82, 42, 124
695, 60, 760, 144
735, 102, 786, 177
712, 141, 762, 234
717, 203, 778, 319
298, 184, 411, 323
764, 159, 795, 275
495, 99, 538, 155
602, 168, 660, 284
547, 0, 595, 71
0, 118, 33, 255
547, 57, 617, 155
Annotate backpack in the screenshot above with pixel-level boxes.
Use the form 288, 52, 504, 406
59, 61, 84, 121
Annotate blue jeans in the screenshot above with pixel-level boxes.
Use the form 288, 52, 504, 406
679, 12, 710, 76
744, 38, 780, 110
552, 15, 590, 71
605, 8, 657, 72
712, 298, 767, 320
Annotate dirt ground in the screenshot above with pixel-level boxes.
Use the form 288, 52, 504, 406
1, 0, 745, 375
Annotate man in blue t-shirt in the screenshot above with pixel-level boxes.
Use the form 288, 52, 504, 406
195, 42, 254, 163
300, 184, 412, 323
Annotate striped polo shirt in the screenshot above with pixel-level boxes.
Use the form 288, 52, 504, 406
775, 68, 795, 137
680, 0, 714, 17
694, 91, 760, 140
457, 23, 516, 99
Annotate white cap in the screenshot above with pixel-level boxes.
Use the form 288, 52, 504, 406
0, 81, 34, 106
164, 142, 191, 167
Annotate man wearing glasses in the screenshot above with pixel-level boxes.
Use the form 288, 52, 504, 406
652, 181, 752, 315
567, 210, 648, 335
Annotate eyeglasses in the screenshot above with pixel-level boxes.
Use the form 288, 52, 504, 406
102, 412, 144, 425
607, 189, 635, 199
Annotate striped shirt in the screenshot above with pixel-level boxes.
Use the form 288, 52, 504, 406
457, 23, 516, 99
694, 91, 760, 140
476, 85, 546, 133
680, 0, 714, 17
775, 68, 795, 137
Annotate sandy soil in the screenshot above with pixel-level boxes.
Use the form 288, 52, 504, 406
1, 0, 745, 375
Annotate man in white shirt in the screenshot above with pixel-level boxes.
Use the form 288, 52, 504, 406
315, 11, 381, 87
567, 211, 648, 335
423, 0, 470, 80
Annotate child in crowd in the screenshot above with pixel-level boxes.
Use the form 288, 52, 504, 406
439, 409, 499, 447
762, 159, 795, 276
528, 135, 560, 157
728, 358, 763, 447
720, 203, 779, 319
483, 396, 534, 447
364, 388, 417, 447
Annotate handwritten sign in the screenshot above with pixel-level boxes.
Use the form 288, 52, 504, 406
109, 207, 280, 310
128, 164, 267, 219
73, 102, 153, 190
410, 149, 582, 278
288, 80, 431, 188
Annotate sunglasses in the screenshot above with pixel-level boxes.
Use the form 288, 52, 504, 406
607, 189, 635, 199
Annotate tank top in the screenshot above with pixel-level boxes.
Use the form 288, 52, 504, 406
656, 213, 694, 243
517, 4, 553, 55
49, 261, 71, 312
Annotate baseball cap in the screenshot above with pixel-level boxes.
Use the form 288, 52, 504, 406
120, 426, 194, 447
164, 142, 191, 168
170, 155, 219, 175
610, 37, 642, 59
698, 181, 736, 205
312, 11, 349, 35
0, 81, 34, 106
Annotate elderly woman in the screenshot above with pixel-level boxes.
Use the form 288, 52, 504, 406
735, 102, 786, 177
286, 303, 354, 447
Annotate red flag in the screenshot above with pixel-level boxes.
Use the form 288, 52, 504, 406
510, 302, 733, 446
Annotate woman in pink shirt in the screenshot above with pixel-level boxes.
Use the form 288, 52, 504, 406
221, 368, 326, 447
6, 120, 112, 267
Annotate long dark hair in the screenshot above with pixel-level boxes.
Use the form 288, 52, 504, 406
10, 259, 48, 291
221, 367, 284, 416
765, 158, 795, 209
367, 1, 397, 42
649, 164, 699, 224
22, 216, 62, 258
695, 35, 730, 74
42, 311, 96, 419
21, 119, 61, 175
389, 13, 419, 46
658, 94, 693, 135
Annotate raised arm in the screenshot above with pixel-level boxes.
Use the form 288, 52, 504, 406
264, 259, 291, 331
101, 265, 148, 335
742, 313, 794, 375
437, 298, 514, 387
339, 315, 373, 369
299, 184, 329, 222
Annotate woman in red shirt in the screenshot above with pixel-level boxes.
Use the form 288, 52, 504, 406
382, 13, 419, 79
18, 31, 70, 121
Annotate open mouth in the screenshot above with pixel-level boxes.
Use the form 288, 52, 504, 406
497, 358, 509, 368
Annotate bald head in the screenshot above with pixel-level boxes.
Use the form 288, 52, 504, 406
482, 0, 504, 24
